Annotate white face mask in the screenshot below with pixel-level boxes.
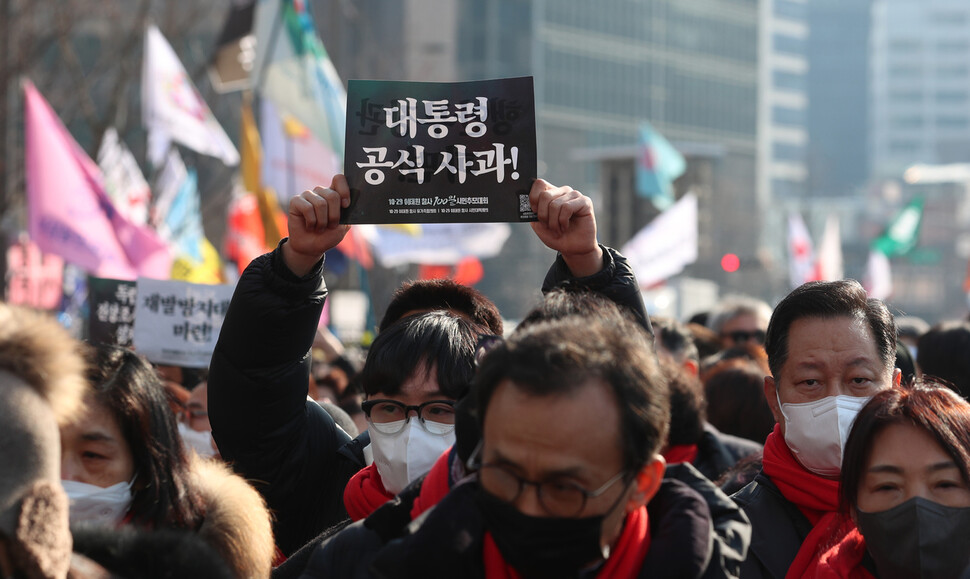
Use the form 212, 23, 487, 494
178, 422, 217, 458
61, 478, 134, 526
778, 392, 871, 477
369, 420, 455, 495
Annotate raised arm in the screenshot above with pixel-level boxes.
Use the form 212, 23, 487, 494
530, 179, 652, 335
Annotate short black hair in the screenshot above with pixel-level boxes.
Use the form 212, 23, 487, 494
379, 279, 503, 335
475, 315, 669, 473
519, 288, 639, 330
360, 311, 484, 400
764, 280, 896, 379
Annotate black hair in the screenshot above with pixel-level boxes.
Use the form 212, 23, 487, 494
764, 280, 896, 379
661, 358, 706, 446
86, 344, 203, 529
917, 320, 970, 399
475, 315, 669, 473
360, 311, 484, 400
379, 279, 503, 335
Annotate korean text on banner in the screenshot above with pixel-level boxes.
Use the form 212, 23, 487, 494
132, 278, 235, 368
343, 77, 537, 224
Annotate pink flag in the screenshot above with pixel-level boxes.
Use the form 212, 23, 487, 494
24, 80, 172, 280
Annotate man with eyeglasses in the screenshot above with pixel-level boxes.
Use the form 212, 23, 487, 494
209, 173, 654, 559
299, 314, 749, 578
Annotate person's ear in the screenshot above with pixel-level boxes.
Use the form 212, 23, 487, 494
626, 455, 665, 513
892, 368, 902, 387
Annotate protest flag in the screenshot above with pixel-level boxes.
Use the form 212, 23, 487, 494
620, 192, 698, 288
240, 100, 286, 246
97, 127, 152, 227
872, 197, 923, 257
815, 214, 844, 281
259, 97, 339, 208
864, 250, 893, 300
142, 24, 240, 167
418, 257, 485, 287
635, 122, 686, 210
23, 80, 172, 281
251, 0, 346, 161
787, 213, 817, 289
225, 189, 270, 274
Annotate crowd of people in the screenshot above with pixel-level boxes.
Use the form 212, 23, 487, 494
2, 175, 970, 578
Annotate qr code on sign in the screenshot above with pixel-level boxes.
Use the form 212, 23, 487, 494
519, 194, 530, 212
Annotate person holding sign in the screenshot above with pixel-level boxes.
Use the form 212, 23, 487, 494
208, 173, 653, 559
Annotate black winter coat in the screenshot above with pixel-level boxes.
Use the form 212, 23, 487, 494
298, 463, 750, 579
210, 242, 652, 557
729, 472, 812, 579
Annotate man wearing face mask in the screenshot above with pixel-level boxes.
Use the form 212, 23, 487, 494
209, 174, 653, 557
299, 314, 749, 578
730, 280, 902, 578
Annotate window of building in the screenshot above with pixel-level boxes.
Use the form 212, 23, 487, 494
774, 33, 805, 56
889, 140, 920, 154
774, 0, 806, 20
773, 106, 806, 127
889, 65, 923, 78
935, 90, 968, 104
936, 116, 970, 129
937, 65, 969, 79
773, 142, 806, 162
889, 90, 923, 103
890, 115, 924, 130
937, 40, 969, 53
773, 71, 806, 91
888, 38, 922, 53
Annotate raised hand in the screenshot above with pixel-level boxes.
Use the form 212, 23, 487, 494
529, 179, 604, 277
282, 174, 352, 277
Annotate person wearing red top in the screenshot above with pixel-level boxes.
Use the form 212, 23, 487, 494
730, 280, 902, 578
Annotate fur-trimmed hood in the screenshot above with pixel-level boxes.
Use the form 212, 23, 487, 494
188, 455, 275, 579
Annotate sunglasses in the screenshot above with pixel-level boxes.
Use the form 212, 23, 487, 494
723, 329, 766, 344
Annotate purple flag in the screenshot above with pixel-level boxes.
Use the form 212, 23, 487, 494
24, 80, 172, 280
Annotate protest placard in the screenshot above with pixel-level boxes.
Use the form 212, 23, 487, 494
132, 278, 234, 367
343, 76, 536, 224
88, 277, 138, 347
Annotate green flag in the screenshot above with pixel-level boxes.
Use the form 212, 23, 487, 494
872, 197, 923, 257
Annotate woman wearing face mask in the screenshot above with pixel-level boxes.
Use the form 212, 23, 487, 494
342, 311, 481, 520
809, 380, 970, 578
61, 344, 276, 579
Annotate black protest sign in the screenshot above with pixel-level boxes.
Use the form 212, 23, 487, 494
88, 277, 138, 347
343, 76, 537, 224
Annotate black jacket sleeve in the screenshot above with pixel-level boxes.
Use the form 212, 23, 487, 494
208, 242, 362, 555
541, 244, 654, 337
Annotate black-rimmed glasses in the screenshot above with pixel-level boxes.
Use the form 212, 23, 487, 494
361, 399, 457, 435
468, 445, 629, 518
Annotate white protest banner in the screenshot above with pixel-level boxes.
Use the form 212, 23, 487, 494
366, 222, 512, 267
142, 24, 239, 166
132, 278, 234, 367
620, 192, 698, 288
97, 128, 152, 226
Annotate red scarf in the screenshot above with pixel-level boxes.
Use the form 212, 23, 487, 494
807, 528, 876, 579
482, 506, 651, 579
762, 425, 856, 579
343, 464, 393, 521
410, 448, 453, 520
663, 444, 698, 466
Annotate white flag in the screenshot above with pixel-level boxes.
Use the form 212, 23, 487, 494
620, 192, 698, 288
367, 223, 512, 268
816, 214, 844, 281
788, 213, 817, 289
142, 24, 239, 166
97, 128, 152, 226
259, 99, 339, 206
864, 250, 893, 300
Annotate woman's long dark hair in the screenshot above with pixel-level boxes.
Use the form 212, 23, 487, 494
87, 344, 203, 529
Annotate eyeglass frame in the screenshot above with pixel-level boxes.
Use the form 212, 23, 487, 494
360, 398, 458, 435
466, 442, 631, 517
